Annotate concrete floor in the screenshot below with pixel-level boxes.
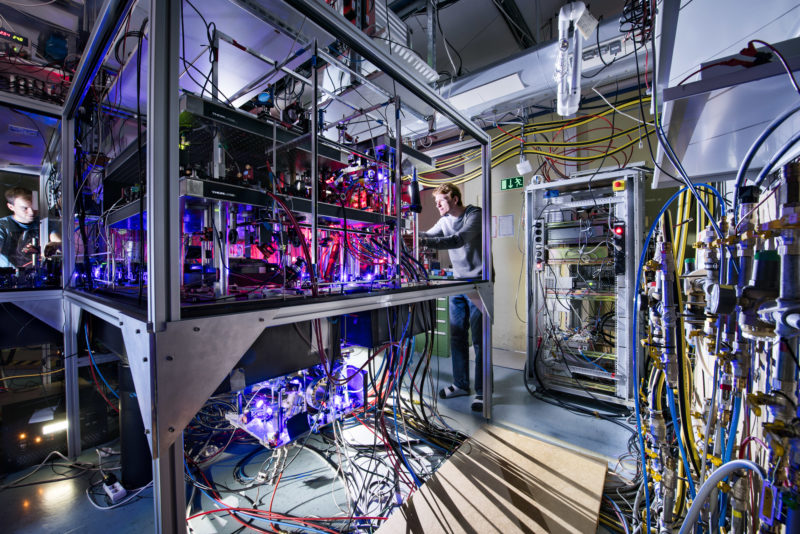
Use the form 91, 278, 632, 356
0, 353, 633, 533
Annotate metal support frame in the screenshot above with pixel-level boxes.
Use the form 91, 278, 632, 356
394, 98, 403, 285
481, 143, 493, 417
147, 0, 184, 530
426, 0, 436, 72
52, 1, 494, 532
311, 42, 319, 270
64, 301, 81, 458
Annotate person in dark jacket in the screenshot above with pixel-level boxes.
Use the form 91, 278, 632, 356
0, 187, 59, 268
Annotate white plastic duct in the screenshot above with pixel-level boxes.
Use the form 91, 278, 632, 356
556, 2, 587, 116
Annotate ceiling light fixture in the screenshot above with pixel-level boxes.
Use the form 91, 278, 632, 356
447, 73, 525, 111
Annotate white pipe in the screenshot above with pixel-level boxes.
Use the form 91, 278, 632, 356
555, 1, 585, 116
679, 460, 764, 534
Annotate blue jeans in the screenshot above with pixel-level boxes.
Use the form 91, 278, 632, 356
449, 294, 483, 394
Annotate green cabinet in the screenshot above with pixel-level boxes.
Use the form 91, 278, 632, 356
415, 297, 450, 357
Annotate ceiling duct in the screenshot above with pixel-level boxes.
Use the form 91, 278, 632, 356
431, 15, 645, 132
369, 3, 439, 84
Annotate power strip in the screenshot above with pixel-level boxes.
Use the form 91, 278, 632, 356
102, 474, 127, 504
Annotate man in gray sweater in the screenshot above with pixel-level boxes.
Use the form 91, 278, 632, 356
419, 182, 485, 411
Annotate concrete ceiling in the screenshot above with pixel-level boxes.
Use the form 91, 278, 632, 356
399, 0, 627, 78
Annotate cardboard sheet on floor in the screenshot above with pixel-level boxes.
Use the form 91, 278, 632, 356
378, 424, 607, 534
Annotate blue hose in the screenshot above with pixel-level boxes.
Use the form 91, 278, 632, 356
633, 183, 723, 533
733, 102, 800, 225
717, 395, 742, 527
753, 129, 800, 187
84, 324, 119, 399
667, 387, 697, 499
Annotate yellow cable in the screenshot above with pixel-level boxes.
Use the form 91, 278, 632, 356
419, 131, 654, 186
0, 368, 65, 383
430, 123, 645, 173
674, 192, 685, 263
675, 254, 702, 472
431, 98, 651, 168
678, 191, 691, 274
675, 462, 686, 517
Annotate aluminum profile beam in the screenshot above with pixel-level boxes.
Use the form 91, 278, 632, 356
282, 0, 490, 144
0, 91, 63, 118
147, 0, 181, 327
62, 0, 136, 117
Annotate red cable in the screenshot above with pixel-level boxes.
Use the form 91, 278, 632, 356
88, 359, 119, 413
186, 507, 387, 526
495, 124, 524, 143
268, 471, 283, 533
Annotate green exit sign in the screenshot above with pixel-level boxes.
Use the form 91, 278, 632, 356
500, 176, 524, 191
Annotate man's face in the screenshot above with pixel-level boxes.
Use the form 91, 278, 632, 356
434, 193, 458, 217
8, 197, 35, 224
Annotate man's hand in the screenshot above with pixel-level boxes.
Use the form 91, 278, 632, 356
44, 242, 61, 257
21, 243, 40, 255
419, 235, 432, 248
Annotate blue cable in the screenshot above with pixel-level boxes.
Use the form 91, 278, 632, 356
184, 458, 331, 534
578, 350, 607, 373
633, 186, 684, 533
717, 395, 742, 528
388, 308, 423, 486
84, 324, 119, 398
393, 390, 423, 487
633, 183, 722, 533
667, 387, 697, 499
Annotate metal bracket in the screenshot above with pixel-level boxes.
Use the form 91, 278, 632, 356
14, 298, 66, 332
120, 321, 156, 453
473, 283, 494, 322
152, 317, 268, 455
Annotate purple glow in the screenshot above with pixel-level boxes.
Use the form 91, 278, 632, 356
255, 399, 264, 408
366, 274, 373, 281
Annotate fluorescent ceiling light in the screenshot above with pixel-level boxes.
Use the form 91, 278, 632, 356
448, 73, 525, 111
42, 420, 68, 435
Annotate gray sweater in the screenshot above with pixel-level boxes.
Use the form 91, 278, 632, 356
422, 205, 482, 279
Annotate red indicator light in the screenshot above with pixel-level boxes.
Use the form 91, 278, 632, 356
613, 226, 624, 236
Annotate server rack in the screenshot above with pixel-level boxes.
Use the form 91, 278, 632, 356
525, 168, 644, 406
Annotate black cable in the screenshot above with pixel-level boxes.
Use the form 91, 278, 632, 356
135, 17, 147, 306
434, 7, 463, 76
630, 29, 683, 185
